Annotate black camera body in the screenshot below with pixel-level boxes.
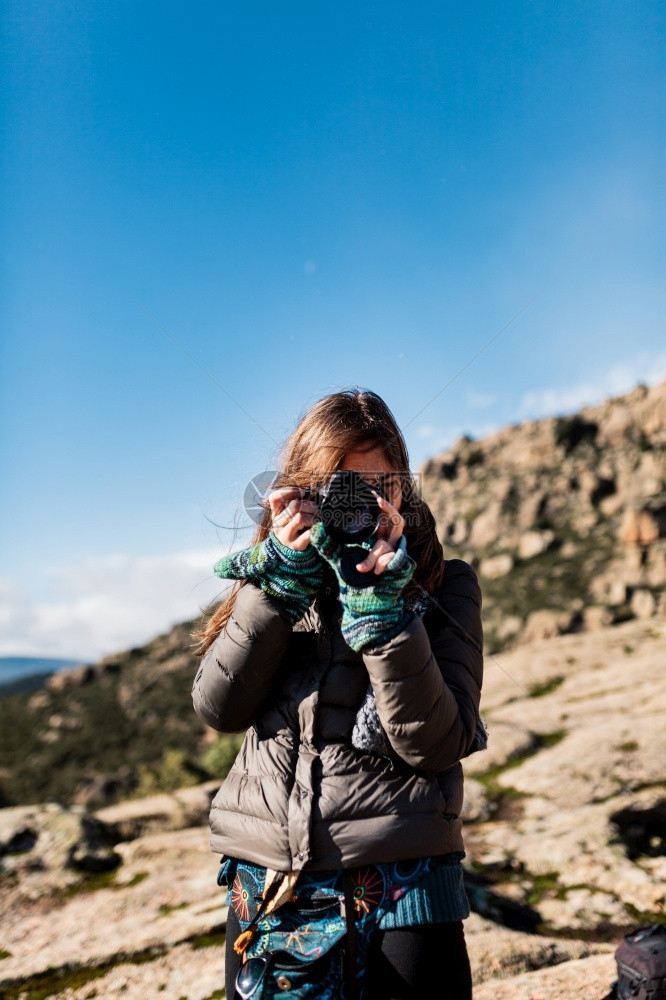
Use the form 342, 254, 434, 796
305, 470, 381, 587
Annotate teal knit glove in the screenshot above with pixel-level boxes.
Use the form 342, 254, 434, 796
309, 522, 417, 652
213, 531, 324, 624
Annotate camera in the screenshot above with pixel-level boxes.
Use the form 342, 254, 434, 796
304, 470, 382, 587
307, 470, 381, 544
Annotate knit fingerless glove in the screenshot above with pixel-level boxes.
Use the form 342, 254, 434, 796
309, 522, 417, 652
213, 531, 325, 625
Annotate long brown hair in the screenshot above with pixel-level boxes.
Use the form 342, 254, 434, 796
192, 388, 445, 655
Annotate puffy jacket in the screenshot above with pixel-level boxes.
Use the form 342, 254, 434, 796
191, 558, 483, 872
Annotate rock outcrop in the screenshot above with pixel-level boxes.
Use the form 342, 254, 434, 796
420, 379, 666, 653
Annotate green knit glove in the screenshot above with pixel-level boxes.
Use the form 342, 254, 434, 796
213, 531, 324, 624
309, 522, 417, 652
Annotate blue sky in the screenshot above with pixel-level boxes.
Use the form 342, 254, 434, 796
1, 1, 664, 661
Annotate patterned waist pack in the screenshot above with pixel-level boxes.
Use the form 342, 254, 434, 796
218, 852, 468, 1000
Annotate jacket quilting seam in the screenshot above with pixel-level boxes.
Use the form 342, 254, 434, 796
228, 612, 289, 645
195, 689, 225, 724
214, 657, 234, 682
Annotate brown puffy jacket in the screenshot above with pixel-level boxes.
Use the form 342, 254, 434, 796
191, 559, 483, 871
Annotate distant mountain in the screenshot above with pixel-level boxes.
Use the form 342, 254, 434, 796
0, 655, 84, 688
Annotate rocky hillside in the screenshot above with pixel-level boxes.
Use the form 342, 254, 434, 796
0, 620, 242, 811
2, 612, 664, 999
2, 378, 664, 814
421, 379, 666, 654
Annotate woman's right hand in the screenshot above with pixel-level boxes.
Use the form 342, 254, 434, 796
267, 487, 319, 551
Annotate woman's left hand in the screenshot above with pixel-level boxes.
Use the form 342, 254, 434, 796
355, 492, 405, 575
308, 494, 416, 653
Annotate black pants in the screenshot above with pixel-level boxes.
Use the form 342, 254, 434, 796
225, 904, 473, 999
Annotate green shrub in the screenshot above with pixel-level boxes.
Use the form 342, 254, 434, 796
131, 749, 209, 798
199, 733, 245, 779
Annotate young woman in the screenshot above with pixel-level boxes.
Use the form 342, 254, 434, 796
191, 388, 485, 1000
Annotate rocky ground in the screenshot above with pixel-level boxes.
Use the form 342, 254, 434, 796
1, 613, 665, 999
461, 615, 666, 937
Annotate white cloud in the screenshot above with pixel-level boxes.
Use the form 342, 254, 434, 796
466, 388, 498, 409
517, 354, 666, 422
0, 545, 258, 662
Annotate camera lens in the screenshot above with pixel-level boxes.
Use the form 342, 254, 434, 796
317, 470, 381, 544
